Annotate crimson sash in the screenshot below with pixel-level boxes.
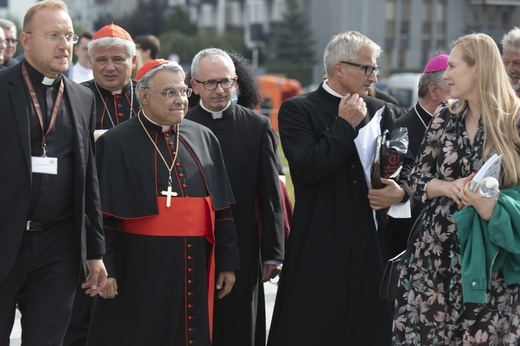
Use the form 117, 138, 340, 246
120, 196, 216, 340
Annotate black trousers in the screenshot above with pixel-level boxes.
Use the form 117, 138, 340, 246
0, 220, 79, 346
63, 283, 93, 346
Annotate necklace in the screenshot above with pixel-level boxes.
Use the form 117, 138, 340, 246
94, 79, 134, 128
413, 104, 428, 130
138, 110, 180, 208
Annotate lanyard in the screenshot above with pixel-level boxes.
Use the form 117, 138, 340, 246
21, 63, 64, 156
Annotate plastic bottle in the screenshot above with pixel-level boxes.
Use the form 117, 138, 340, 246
479, 176, 499, 198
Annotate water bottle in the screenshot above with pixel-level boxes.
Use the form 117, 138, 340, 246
479, 176, 499, 198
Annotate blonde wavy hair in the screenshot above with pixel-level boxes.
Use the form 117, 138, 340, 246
448, 33, 520, 188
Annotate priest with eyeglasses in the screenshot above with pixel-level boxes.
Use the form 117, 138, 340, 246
187, 48, 285, 346
86, 59, 240, 346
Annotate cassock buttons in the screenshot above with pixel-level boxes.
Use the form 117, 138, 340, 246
175, 162, 181, 167
179, 173, 185, 178
187, 256, 193, 260
188, 340, 195, 345
188, 268, 193, 272
187, 243, 193, 248
188, 280, 193, 284
187, 292, 193, 296
188, 304, 194, 308
182, 183, 187, 188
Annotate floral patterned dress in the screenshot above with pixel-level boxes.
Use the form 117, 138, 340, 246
392, 103, 520, 345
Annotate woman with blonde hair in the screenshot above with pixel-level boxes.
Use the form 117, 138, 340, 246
393, 33, 520, 345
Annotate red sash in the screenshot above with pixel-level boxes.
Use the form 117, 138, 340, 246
120, 196, 216, 340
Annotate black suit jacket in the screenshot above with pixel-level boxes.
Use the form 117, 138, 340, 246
0, 62, 105, 283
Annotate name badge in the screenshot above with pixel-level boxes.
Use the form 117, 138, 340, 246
32, 156, 58, 175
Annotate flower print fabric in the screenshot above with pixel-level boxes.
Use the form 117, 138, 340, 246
392, 103, 520, 345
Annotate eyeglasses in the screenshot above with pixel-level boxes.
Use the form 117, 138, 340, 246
0, 40, 6, 46
340, 61, 380, 76
193, 77, 237, 90
5, 39, 17, 44
25, 32, 79, 44
144, 87, 192, 98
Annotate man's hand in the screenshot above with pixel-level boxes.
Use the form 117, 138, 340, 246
262, 264, 282, 283
338, 93, 367, 128
368, 178, 405, 210
216, 271, 236, 299
97, 278, 118, 299
81, 259, 108, 297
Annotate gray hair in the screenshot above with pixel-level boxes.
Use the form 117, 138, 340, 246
0, 19, 15, 31
88, 37, 136, 60
501, 26, 520, 53
190, 47, 235, 79
323, 31, 382, 77
418, 70, 448, 98
136, 61, 186, 104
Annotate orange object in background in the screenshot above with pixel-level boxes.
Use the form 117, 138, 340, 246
257, 75, 303, 132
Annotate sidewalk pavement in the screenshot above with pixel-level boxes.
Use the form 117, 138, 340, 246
10, 281, 279, 345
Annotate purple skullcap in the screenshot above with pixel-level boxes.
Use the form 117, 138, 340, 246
423, 54, 449, 73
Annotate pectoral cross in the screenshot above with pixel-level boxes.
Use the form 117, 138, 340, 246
161, 185, 178, 208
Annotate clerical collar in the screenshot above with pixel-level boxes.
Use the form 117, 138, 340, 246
322, 79, 344, 98
416, 101, 433, 118
200, 100, 232, 119
141, 110, 172, 132
413, 101, 432, 130
23, 60, 62, 86
95, 81, 133, 95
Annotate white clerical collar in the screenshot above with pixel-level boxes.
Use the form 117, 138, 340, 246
417, 101, 434, 117
141, 110, 171, 132
111, 89, 123, 95
322, 79, 344, 98
42, 76, 56, 86
200, 100, 232, 119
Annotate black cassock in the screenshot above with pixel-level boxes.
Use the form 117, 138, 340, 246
86, 115, 240, 346
268, 84, 397, 346
186, 103, 285, 346
82, 79, 140, 130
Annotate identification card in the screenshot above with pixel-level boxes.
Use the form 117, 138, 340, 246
32, 156, 58, 175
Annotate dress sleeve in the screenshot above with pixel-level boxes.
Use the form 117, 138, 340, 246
409, 104, 449, 203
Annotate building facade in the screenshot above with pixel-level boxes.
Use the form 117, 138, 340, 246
2, 0, 519, 84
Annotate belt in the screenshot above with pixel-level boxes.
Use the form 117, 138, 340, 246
26, 220, 53, 231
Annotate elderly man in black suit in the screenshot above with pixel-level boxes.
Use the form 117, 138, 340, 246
268, 31, 404, 346
0, 1, 107, 345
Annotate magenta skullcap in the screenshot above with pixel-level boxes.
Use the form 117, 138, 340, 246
423, 54, 449, 73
